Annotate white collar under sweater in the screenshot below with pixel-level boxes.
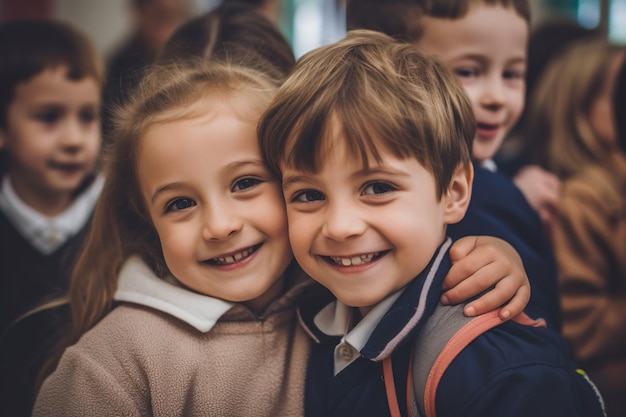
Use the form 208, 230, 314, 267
114, 256, 234, 333
313, 287, 403, 374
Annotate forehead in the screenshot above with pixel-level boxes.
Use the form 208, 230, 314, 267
417, 5, 528, 62
11, 66, 100, 106
139, 97, 259, 155
283, 120, 414, 177
137, 101, 261, 190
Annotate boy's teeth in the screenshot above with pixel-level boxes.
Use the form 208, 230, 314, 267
213, 248, 252, 265
330, 252, 378, 266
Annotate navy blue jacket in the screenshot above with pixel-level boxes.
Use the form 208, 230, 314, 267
448, 164, 562, 330
301, 241, 605, 417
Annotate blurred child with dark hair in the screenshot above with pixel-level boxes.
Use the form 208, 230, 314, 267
0, 19, 104, 417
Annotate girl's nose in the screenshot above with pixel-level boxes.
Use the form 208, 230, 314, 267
201, 200, 243, 241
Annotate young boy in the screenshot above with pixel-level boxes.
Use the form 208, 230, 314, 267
258, 30, 605, 417
0, 19, 103, 417
346, 0, 562, 330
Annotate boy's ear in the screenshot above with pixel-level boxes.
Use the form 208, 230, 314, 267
443, 163, 473, 224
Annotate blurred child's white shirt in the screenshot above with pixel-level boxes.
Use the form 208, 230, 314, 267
481, 159, 498, 172
0, 175, 104, 254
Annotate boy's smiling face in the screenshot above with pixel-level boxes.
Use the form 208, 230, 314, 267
281, 128, 471, 316
0, 66, 101, 214
416, 4, 528, 164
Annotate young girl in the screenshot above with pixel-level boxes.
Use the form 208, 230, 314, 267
0, 19, 103, 417
528, 38, 626, 416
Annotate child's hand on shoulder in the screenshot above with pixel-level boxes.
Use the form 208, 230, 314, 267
441, 235, 530, 321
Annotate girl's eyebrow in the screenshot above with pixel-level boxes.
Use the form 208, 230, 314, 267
150, 159, 268, 203
151, 182, 184, 204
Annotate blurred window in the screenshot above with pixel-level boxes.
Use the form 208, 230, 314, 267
610, 0, 626, 43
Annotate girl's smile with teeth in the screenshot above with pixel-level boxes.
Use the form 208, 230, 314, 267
207, 244, 261, 265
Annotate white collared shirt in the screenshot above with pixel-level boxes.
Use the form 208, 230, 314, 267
0, 175, 104, 254
114, 256, 235, 332
481, 159, 498, 172
313, 289, 404, 375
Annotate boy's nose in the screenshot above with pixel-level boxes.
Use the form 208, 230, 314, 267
201, 201, 243, 241
59, 119, 85, 150
480, 77, 506, 109
321, 202, 366, 241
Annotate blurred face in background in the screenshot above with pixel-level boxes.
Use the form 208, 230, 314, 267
0, 66, 101, 215
416, 4, 528, 164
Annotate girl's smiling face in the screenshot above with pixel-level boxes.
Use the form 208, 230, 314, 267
137, 97, 293, 313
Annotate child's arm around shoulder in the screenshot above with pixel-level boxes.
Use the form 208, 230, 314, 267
441, 236, 530, 320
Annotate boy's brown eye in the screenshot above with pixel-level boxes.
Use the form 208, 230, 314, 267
293, 189, 324, 202
363, 182, 395, 195
35, 110, 60, 124
455, 68, 479, 78
79, 109, 98, 123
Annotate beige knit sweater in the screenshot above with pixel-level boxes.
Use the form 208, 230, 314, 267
32, 257, 314, 417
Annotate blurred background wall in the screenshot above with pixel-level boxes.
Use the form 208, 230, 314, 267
1, 0, 625, 61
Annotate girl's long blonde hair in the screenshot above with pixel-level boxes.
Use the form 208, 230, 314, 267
527, 38, 624, 179
42, 60, 279, 379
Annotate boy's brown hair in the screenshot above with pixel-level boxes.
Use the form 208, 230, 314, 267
346, 0, 530, 42
0, 19, 104, 129
258, 29, 475, 199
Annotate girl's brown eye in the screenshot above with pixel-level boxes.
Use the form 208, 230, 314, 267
232, 177, 262, 192
165, 197, 196, 212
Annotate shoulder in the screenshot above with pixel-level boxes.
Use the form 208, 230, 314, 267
40, 305, 210, 404
470, 166, 535, 214
450, 166, 548, 249
78, 303, 203, 352
437, 321, 604, 416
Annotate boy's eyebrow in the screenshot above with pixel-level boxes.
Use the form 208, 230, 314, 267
353, 166, 411, 179
282, 166, 411, 190
282, 174, 313, 190
453, 53, 526, 65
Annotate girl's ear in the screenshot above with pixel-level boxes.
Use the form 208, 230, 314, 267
443, 163, 473, 225
0, 128, 5, 150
